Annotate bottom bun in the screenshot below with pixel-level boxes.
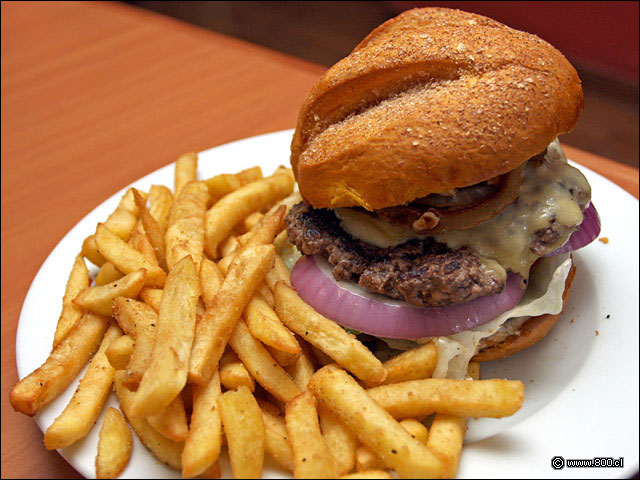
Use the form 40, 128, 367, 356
472, 263, 577, 362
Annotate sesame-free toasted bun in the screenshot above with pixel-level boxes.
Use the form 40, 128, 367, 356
472, 263, 577, 362
291, 7, 584, 210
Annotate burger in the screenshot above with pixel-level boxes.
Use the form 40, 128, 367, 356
283, 7, 601, 379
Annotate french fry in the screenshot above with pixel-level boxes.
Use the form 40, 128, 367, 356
355, 446, 385, 472
113, 299, 158, 390
319, 404, 358, 476
273, 230, 289, 252
366, 378, 525, 419
148, 185, 173, 231
220, 349, 255, 392
174, 151, 198, 198
400, 419, 429, 444
254, 191, 302, 232
95, 224, 166, 287
260, 406, 295, 472
95, 262, 123, 287
267, 346, 300, 368
189, 244, 275, 385
105, 334, 135, 370
44, 325, 122, 449
129, 229, 157, 265
204, 168, 294, 258
309, 365, 444, 479
81, 189, 143, 266
275, 283, 386, 385
378, 342, 437, 386
182, 371, 223, 478
204, 166, 263, 201
134, 190, 168, 270
9, 311, 110, 416
165, 181, 209, 271
245, 296, 300, 355
114, 371, 183, 470
199, 258, 224, 308
138, 287, 163, 313
310, 345, 334, 368
147, 395, 189, 442
73, 269, 146, 316
199, 462, 221, 479
228, 320, 301, 403
52, 254, 89, 348
425, 363, 480, 479
218, 235, 239, 258
285, 390, 337, 479
340, 471, 393, 479
285, 337, 316, 390
219, 386, 266, 479
131, 256, 200, 417
95, 407, 132, 479
243, 211, 264, 231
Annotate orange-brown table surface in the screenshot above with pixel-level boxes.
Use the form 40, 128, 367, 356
1, 2, 638, 479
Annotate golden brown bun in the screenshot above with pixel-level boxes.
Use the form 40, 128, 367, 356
472, 263, 577, 362
291, 7, 584, 210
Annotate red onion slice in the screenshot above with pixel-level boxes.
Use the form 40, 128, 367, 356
290, 255, 525, 339
546, 203, 601, 257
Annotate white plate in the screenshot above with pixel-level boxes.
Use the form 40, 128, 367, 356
16, 129, 639, 479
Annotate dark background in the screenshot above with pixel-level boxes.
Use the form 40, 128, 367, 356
130, 1, 639, 168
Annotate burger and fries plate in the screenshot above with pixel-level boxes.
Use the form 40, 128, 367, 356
15, 129, 639, 478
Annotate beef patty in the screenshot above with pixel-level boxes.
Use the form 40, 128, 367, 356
285, 202, 505, 308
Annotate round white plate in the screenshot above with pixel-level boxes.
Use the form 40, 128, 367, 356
16, 129, 639, 479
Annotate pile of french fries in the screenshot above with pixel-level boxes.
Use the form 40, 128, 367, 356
9, 151, 525, 479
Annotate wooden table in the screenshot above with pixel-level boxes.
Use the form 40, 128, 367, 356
1, 2, 638, 478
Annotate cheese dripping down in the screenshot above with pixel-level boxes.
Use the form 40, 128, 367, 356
334, 139, 590, 278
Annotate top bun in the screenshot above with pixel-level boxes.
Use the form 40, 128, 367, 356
291, 7, 583, 210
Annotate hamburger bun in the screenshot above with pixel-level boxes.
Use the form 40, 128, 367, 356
291, 7, 584, 211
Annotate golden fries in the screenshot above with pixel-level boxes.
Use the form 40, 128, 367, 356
199, 258, 224, 308
96, 407, 132, 479
148, 185, 173, 230
286, 390, 337, 479
95, 262, 123, 287
275, 283, 386, 385
378, 342, 437, 386
319, 404, 358, 476
340, 471, 393, 479
228, 320, 301, 403
400, 419, 429, 444
95, 224, 166, 287
133, 189, 167, 270
73, 269, 146, 316
204, 169, 294, 258
115, 299, 158, 390
138, 287, 163, 312
174, 151, 198, 198
310, 365, 444, 478
204, 166, 263, 201
114, 372, 183, 470
165, 181, 209, 270
219, 386, 266, 479
82, 189, 142, 266
189, 244, 275, 385
105, 334, 135, 370
245, 296, 300, 354
131, 256, 200, 417
285, 337, 316, 390
52, 254, 89, 348
183, 371, 223, 478
219, 349, 255, 392
44, 325, 122, 449
260, 405, 295, 472
10, 311, 110, 416
147, 395, 189, 442
367, 378, 525, 419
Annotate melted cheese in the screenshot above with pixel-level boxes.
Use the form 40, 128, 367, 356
435, 140, 589, 276
335, 207, 425, 248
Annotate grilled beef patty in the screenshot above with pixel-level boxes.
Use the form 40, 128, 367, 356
285, 202, 505, 308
